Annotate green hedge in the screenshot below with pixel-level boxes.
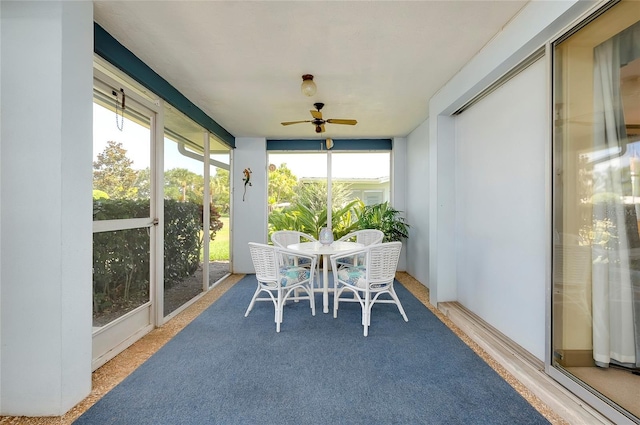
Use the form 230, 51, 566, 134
92, 199, 222, 313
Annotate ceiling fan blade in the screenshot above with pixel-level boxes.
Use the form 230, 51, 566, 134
310, 110, 323, 119
281, 120, 311, 126
326, 119, 357, 125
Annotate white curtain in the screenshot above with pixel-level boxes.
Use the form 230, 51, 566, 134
592, 22, 640, 368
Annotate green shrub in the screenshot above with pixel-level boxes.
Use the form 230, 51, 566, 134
354, 201, 410, 242
92, 199, 222, 314
268, 200, 409, 243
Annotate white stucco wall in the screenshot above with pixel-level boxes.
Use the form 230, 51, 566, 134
392, 138, 408, 271
454, 59, 547, 360
0, 1, 93, 415
231, 138, 268, 274
405, 0, 600, 359
406, 121, 429, 287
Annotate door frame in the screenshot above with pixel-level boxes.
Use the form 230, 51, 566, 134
92, 69, 162, 370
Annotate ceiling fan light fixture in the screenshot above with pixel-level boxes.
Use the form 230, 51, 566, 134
326, 138, 334, 149
301, 74, 317, 97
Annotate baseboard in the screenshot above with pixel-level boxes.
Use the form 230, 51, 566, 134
437, 301, 613, 425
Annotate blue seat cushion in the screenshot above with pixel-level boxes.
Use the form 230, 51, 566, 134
337, 266, 387, 289
279, 266, 310, 287
337, 266, 367, 288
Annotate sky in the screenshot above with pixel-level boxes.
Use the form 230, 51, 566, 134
94, 103, 389, 179
268, 152, 390, 179
94, 103, 228, 174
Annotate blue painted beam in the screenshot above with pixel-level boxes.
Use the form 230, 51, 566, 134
94, 23, 235, 148
267, 139, 392, 151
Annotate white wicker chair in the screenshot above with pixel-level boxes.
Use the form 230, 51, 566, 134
246, 242, 317, 332
336, 229, 384, 267
271, 230, 317, 248
330, 241, 407, 336
338, 229, 385, 245
271, 230, 320, 287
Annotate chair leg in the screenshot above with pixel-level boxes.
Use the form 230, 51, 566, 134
293, 287, 301, 302
244, 286, 261, 317
389, 286, 409, 322
363, 291, 371, 337
333, 286, 341, 318
308, 283, 316, 316
276, 289, 283, 332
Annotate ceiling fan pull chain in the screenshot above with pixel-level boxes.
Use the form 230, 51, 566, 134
113, 88, 126, 131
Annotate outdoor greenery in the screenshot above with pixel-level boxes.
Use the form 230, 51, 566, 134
208, 216, 230, 261
92, 141, 407, 315
93, 141, 224, 315
268, 199, 409, 242
268, 164, 298, 207
266, 162, 409, 242
354, 201, 410, 242
93, 198, 222, 314
268, 199, 362, 241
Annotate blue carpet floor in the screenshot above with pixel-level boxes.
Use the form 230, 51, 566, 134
75, 275, 550, 424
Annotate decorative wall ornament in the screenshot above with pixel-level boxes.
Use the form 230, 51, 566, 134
242, 168, 252, 201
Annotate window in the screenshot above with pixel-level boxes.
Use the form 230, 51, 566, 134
267, 150, 390, 240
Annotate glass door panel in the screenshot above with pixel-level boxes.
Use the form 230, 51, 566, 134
163, 130, 207, 317
92, 87, 153, 329
209, 158, 231, 287
92, 228, 150, 327
552, 1, 640, 420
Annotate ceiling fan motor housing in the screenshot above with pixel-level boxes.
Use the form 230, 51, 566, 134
280, 102, 355, 134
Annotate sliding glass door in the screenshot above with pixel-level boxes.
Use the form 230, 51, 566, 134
552, 1, 640, 421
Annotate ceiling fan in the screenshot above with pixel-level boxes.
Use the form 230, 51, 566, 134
281, 103, 357, 133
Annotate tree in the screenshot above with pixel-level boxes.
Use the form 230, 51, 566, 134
268, 163, 298, 208
135, 167, 151, 200
93, 140, 138, 199
295, 180, 353, 213
211, 168, 230, 214
164, 168, 204, 203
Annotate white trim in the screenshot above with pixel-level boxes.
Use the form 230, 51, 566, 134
153, 99, 164, 327
203, 131, 211, 291
94, 68, 160, 114
93, 217, 154, 233
544, 41, 554, 381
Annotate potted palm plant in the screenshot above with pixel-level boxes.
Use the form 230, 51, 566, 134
355, 201, 410, 242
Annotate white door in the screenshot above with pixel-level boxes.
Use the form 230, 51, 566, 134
91, 75, 159, 370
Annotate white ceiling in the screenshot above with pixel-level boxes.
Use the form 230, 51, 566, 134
94, 1, 528, 140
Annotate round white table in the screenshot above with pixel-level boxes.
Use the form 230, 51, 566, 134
287, 241, 363, 313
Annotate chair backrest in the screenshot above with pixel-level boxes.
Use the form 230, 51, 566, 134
271, 230, 317, 248
248, 242, 278, 281
339, 229, 384, 246
366, 241, 402, 283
